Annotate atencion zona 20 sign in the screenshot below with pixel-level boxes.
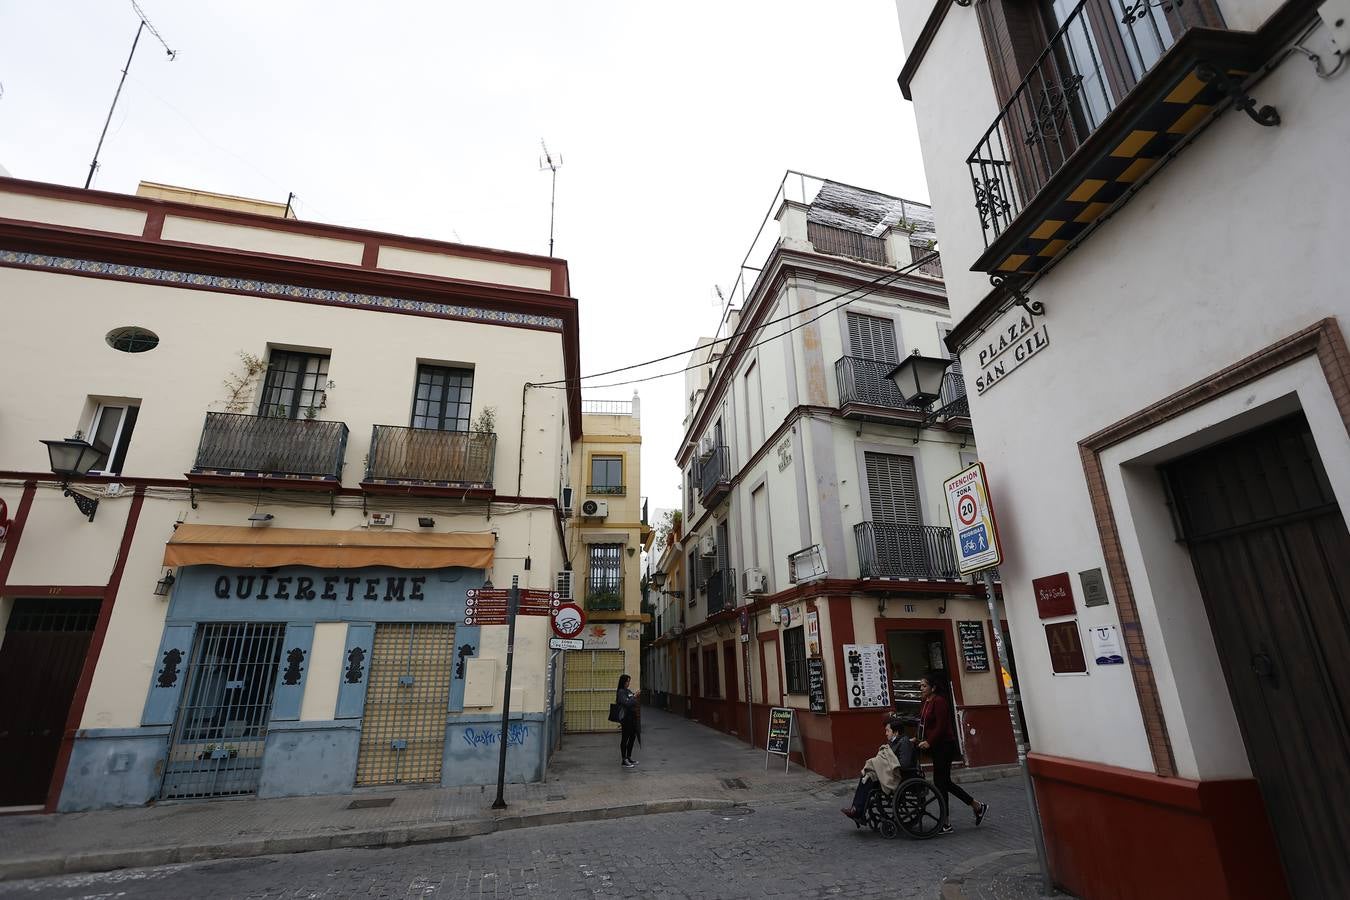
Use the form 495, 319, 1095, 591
943, 462, 1003, 575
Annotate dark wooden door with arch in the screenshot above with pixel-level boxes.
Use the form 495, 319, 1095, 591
1163, 412, 1350, 897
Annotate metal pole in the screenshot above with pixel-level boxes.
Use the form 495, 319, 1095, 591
982, 570, 1052, 893
491, 575, 520, 809
86, 21, 144, 189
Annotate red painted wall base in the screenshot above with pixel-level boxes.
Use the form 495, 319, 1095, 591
1029, 754, 1290, 900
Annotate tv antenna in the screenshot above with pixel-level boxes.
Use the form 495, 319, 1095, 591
85, 0, 177, 189
539, 140, 563, 257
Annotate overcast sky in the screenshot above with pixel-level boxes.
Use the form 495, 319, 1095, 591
0, 0, 928, 513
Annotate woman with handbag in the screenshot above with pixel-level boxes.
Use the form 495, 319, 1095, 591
612, 674, 640, 768
917, 671, 988, 834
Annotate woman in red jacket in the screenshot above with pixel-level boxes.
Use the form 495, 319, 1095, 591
918, 671, 989, 834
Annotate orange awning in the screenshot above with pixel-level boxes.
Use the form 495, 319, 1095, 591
164, 524, 494, 570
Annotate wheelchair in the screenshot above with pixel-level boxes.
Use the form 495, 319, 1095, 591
851, 734, 945, 840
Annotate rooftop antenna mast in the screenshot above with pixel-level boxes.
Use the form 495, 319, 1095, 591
85, 0, 177, 189
539, 140, 563, 257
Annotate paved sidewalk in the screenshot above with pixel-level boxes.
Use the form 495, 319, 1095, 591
1, 708, 840, 881
940, 849, 1078, 900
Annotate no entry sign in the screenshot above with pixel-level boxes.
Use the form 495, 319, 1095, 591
551, 602, 586, 639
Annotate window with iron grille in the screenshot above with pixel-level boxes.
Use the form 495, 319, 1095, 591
259, 349, 330, 419
589, 456, 624, 495
412, 364, 474, 431
784, 626, 807, 694
588, 544, 623, 599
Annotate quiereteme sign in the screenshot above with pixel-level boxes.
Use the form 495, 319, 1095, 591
943, 463, 1004, 574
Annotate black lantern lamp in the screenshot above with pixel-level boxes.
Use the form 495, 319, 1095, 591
887, 349, 953, 410
154, 569, 177, 597
650, 570, 684, 599
40, 434, 103, 521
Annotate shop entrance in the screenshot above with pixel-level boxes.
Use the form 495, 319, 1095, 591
355, 623, 454, 786
563, 649, 625, 733
160, 622, 285, 800
886, 628, 948, 719
1164, 412, 1350, 897
0, 599, 100, 807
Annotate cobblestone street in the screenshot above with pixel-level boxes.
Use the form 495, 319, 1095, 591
0, 776, 1030, 899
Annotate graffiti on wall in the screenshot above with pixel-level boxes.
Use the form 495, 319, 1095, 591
461, 723, 532, 750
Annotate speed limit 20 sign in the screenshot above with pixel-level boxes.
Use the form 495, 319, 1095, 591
943, 462, 1003, 575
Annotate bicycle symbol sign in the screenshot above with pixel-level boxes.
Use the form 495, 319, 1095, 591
943, 463, 1003, 575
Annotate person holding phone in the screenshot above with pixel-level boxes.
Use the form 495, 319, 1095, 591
615, 674, 640, 768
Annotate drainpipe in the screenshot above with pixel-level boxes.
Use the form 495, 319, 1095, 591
517, 382, 530, 496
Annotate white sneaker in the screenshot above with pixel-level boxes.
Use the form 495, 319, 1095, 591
622, 760, 636, 768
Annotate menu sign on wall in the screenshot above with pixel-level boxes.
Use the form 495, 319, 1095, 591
957, 621, 990, 672
843, 643, 891, 708
807, 657, 827, 714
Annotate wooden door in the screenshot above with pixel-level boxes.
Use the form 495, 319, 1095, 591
1164, 413, 1350, 897
0, 599, 99, 807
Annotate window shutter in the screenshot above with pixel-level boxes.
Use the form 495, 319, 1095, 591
865, 452, 921, 525
846, 313, 899, 363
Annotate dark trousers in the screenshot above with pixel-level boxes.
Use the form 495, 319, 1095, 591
930, 741, 974, 820
620, 719, 637, 761
851, 777, 879, 813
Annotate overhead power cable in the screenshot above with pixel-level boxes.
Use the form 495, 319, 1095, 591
537, 252, 938, 391
534, 252, 937, 389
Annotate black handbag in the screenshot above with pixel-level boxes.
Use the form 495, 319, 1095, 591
608, 703, 625, 723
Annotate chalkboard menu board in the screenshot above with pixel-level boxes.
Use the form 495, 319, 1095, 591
807, 658, 827, 714
767, 707, 794, 755
958, 620, 990, 672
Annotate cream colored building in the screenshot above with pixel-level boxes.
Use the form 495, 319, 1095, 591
0, 175, 583, 811
559, 397, 650, 732
669, 173, 1015, 779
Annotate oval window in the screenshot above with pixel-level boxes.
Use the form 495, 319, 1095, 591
106, 327, 159, 353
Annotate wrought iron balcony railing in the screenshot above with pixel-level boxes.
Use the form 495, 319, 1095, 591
698, 445, 731, 501
807, 221, 888, 265
586, 575, 623, 611
706, 568, 736, 616
365, 426, 495, 487
967, 0, 1210, 247
937, 370, 970, 419
192, 412, 348, 480
836, 356, 909, 410
855, 522, 961, 580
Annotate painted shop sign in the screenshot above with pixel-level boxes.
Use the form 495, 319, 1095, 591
974, 311, 1049, 395
168, 565, 481, 624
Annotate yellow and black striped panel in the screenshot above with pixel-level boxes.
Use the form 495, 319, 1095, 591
993, 67, 1248, 275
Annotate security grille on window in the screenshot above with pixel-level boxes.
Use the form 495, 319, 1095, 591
259, 349, 330, 419
412, 364, 474, 431
87, 402, 139, 475
590, 456, 623, 495
588, 544, 623, 602
784, 625, 807, 694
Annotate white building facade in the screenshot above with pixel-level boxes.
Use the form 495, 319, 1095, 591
659, 174, 1017, 779
0, 177, 582, 812
896, 1, 1349, 896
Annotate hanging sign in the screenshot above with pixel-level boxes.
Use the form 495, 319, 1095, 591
957, 621, 990, 672
1032, 573, 1076, 619
807, 657, 827, 714
843, 643, 891, 708
943, 463, 1004, 574
1089, 625, 1124, 665
1045, 620, 1088, 674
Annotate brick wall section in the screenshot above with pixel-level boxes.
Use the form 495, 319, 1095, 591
1077, 317, 1349, 777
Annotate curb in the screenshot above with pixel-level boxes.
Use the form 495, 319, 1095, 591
939, 849, 1075, 900
0, 797, 733, 882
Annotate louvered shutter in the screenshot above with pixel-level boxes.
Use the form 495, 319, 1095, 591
865, 452, 920, 525
847, 313, 899, 363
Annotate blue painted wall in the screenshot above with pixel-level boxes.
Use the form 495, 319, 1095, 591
257, 720, 361, 798
443, 713, 547, 785
57, 727, 170, 812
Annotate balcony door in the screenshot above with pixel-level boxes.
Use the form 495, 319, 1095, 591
259, 350, 329, 420
846, 313, 902, 407
864, 452, 924, 577
412, 364, 473, 432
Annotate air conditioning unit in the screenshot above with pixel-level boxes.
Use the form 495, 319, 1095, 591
743, 568, 768, 595
561, 486, 574, 518
555, 570, 573, 601
580, 499, 608, 518
699, 532, 716, 557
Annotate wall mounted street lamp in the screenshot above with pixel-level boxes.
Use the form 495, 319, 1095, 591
650, 570, 685, 599
887, 349, 952, 409
154, 569, 177, 596
40, 435, 103, 522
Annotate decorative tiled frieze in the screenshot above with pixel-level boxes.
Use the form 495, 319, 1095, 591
0, 249, 564, 330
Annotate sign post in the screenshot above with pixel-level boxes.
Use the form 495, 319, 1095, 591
943, 463, 1051, 893
490, 576, 520, 810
